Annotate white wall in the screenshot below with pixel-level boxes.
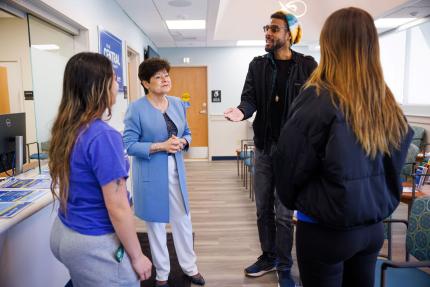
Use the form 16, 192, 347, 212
159, 46, 320, 157
38, 0, 156, 132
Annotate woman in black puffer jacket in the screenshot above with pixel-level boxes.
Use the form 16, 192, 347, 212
275, 7, 413, 287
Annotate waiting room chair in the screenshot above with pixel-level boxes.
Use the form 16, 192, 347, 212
27, 140, 49, 172
411, 126, 426, 149
375, 196, 430, 287
243, 143, 255, 201
400, 143, 420, 182
236, 139, 253, 179
411, 125, 430, 162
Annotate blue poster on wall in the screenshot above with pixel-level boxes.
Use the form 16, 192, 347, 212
99, 29, 124, 92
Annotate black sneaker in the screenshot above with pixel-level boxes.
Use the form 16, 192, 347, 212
277, 270, 296, 287
244, 254, 277, 277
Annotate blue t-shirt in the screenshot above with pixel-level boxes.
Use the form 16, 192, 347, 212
297, 211, 318, 224
58, 119, 130, 235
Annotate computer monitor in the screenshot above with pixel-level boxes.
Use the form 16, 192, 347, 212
0, 113, 26, 174
144, 45, 160, 60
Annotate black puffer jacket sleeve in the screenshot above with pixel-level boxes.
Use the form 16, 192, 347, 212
274, 88, 329, 210
237, 59, 257, 120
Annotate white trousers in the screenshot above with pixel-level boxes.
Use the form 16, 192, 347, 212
146, 156, 198, 281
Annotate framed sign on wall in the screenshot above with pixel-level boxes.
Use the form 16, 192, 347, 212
99, 28, 124, 92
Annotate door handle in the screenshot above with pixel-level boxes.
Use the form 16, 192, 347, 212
199, 102, 207, 114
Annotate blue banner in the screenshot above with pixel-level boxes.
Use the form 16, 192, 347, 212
99, 29, 124, 92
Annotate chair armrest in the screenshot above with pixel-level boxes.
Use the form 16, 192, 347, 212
419, 143, 430, 149
383, 219, 408, 228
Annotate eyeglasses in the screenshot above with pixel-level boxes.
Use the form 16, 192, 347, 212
263, 25, 288, 33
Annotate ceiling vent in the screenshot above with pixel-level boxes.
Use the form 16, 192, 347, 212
168, 0, 192, 8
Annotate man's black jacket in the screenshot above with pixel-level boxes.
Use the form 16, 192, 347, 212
274, 87, 413, 229
237, 50, 317, 151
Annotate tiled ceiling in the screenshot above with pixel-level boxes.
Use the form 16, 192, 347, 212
116, 0, 430, 48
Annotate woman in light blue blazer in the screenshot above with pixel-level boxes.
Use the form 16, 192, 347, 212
123, 58, 204, 287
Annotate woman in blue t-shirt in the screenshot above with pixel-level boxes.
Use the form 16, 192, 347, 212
49, 52, 152, 286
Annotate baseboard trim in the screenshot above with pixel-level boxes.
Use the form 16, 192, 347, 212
211, 156, 237, 161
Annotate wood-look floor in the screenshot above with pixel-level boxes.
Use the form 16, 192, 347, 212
135, 160, 409, 287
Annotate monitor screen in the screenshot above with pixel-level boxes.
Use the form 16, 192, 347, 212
144, 45, 160, 60
0, 113, 26, 173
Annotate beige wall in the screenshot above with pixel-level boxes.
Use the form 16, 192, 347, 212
0, 17, 37, 149
208, 115, 252, 158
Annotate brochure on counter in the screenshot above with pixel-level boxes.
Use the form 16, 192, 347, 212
0, 189, 48, 202
0, 177, 51, 189
0, 202, 32, 218
0, 188, 49, 218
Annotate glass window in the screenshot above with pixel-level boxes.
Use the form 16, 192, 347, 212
406, 21, 430, 105
379, 30, 406, 104
28, 15, 74, 143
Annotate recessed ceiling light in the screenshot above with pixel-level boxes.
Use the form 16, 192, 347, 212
168, 0, 192, 7
31, 44, 60, 50
236, 40, 266, 46
374, 18, 416, 29
166, 20, 205, 30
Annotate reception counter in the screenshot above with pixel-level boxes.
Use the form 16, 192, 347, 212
0, 167, 69, 287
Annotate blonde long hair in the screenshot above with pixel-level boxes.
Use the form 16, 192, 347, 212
305, 7, 408, 158
49, 52, 114, 213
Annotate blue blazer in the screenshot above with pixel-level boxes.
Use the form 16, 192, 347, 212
123, 96, 191, 223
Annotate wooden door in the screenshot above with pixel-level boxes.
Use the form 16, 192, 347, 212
0, 67, 10, 114
169, 67, 208, 148
127, 48, 141, 103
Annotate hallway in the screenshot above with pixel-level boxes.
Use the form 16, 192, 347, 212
135, 160, 409, 287
135, 160, 283, 286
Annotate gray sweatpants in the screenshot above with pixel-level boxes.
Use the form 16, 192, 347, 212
50, 217, 139, 287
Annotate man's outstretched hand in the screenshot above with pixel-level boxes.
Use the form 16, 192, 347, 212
224, 107, 244, 122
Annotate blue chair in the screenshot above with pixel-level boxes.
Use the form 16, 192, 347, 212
243, 143, 255, 201
375, 196, 430, 287
25, 141, 47, 174
236, 139, 253, 181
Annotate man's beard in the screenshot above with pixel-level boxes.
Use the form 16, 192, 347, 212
265, 38, 286, 52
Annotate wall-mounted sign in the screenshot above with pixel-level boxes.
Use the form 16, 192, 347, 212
99, 28, 124, 92
211, 90, 221, 102
24, 91, 33, 101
